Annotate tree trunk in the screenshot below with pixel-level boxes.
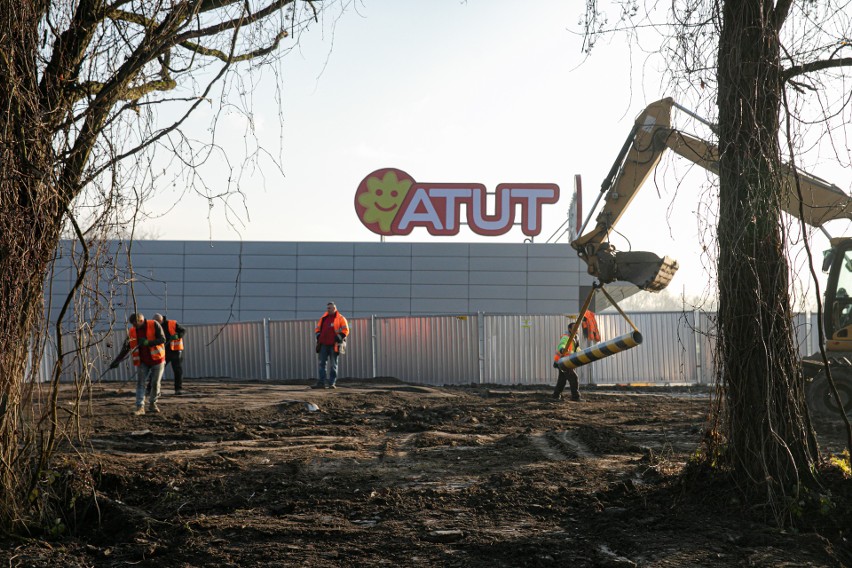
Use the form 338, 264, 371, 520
0, 0, 66, 530
715, 0, 819, 504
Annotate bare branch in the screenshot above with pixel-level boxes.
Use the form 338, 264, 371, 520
783, 56, 852, 82
176, 0, 294, 42
179, 29, 289, 62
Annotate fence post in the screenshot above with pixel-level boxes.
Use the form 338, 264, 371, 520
477, 312, 485, 384
371, 315, 377, 379
263, 318, 271, 381
693, 310, 702, 385
805, 309, 814, 355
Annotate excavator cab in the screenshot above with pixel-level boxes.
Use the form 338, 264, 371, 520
823, 239, 852, 345
804, 237, 852, 421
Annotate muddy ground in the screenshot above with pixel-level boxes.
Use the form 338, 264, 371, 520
2, 379, 851, 567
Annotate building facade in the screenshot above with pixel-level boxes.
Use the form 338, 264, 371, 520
48, 240, 594, 324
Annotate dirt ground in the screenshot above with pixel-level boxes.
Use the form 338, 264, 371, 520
2, 379, 851, 567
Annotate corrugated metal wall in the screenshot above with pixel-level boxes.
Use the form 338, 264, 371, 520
482, 314, 593, 385
41, 312, 824, 386
267, 318, 375, 381
590, 312, 700, 385
375, 315, 479, 385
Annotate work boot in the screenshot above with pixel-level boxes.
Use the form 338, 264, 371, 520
553, 372, 567, 400
148, 403, 160, 413
133, 406, 145, 416
174, 389, 183, 396
568, 373, 581, 402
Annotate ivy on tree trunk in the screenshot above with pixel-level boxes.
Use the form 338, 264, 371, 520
714, 0, 820, 511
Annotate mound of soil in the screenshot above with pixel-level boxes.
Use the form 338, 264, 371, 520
2, 380, 850, 567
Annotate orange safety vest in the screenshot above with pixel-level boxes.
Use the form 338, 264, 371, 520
166, 320, 184, 351
315, 311, 350, 354
581, 311, 601, 342
129, 321, 165, 366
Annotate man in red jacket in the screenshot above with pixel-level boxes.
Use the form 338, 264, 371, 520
313, 302, 349, 389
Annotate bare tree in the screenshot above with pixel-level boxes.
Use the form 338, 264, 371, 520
582, 1, 852, 521
0, 0, 333, 533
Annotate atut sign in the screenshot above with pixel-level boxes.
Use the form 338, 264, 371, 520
355, 168, 559, 237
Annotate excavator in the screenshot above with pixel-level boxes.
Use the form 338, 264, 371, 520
572, 97, 852, 421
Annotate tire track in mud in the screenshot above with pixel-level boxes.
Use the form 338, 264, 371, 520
87, 435, 357, 459
378, 432, 416, 460
530, 430, 593, 460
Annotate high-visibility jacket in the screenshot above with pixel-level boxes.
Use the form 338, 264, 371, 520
553, 329, 581, 364
315, 311, 349, 354
129, 321, 165, 366
581, 310, 601, 342
165, 320, 184, 351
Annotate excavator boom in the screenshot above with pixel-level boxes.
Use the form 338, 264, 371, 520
574, 97, 852, 291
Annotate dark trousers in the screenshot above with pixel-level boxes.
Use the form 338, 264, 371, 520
165, 351, 184, 390
553, 367, 580, 400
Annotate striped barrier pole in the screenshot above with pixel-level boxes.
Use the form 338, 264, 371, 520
557, 330, 643, 370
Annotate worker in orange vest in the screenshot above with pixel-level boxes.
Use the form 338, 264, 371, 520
108, 313, 166, 415
153, 314, 187, 395
313, 301, 349, 389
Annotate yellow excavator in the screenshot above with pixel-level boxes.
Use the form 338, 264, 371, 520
573, 97, 852, 420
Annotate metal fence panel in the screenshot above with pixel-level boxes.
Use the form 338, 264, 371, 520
339, 318, 374, 379
28, 337, 56, 383
181, 322, 263, 379
268, 319, 316, 379
34, 311, 824, 386
30, 334, 77, 383
268, 318, 373, 380
46, 330, 130, 384
375, 315, 479, 385
591, 312, 699, 385
696, 311, 717, 385
694, 312, 816, 387
792, 312, 812, 357
482, 314, 592, 385
483, 314, 554, 385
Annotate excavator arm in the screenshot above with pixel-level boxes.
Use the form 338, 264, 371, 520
573, 97, 852, 292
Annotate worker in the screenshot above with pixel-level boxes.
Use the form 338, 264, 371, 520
313, 301, 349, 389
552, 327, 582, 402
153, 313, 187, 395
108, 313, 166, 415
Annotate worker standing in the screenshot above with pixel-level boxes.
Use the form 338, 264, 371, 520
153, 313, 187, 395
552, 310, 600, 401
552, 328, 582, 402
313, 302, 349, 389
108, 313, 166, 415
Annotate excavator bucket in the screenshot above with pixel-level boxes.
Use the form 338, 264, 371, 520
612, 251, 679, 292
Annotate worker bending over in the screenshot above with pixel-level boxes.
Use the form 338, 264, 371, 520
109, 313, 166, 415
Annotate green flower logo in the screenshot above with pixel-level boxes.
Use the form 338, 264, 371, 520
355, 169, 414, 235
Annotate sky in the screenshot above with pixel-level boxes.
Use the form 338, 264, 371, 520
137, 0, 852, 306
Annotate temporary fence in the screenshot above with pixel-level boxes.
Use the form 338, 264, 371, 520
39, 311, 820, 387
